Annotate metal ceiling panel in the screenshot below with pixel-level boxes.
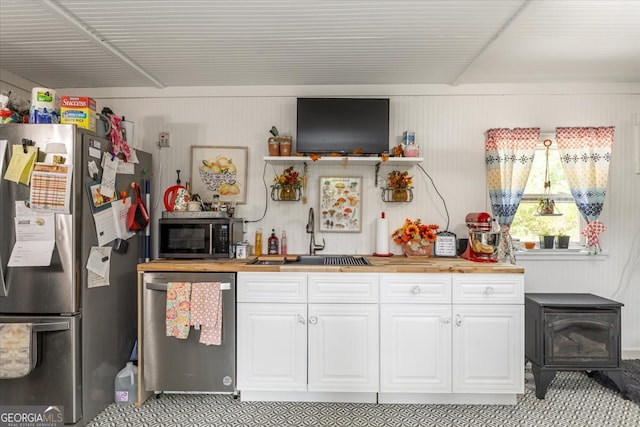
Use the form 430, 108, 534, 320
0, 0, 638, 89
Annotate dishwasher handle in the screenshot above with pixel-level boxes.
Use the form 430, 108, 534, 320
145, 282, 232, 292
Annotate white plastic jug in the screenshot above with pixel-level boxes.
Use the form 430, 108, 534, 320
114, 361, 138, 404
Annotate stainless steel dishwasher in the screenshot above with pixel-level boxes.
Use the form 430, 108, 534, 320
142, 272, 236, 395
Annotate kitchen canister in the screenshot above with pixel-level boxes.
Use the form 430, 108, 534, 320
29, 87, 60, 124
235, 242, 248, 259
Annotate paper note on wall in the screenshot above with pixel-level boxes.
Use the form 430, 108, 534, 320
3, 145, 37, 185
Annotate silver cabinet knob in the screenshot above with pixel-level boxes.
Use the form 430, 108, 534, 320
308, 316, 318, 325
485, 286, 494, 295
455, 314, 462, 326
440, 317, 451, 324
412, 286, 421, 294
297, 314, 306, 325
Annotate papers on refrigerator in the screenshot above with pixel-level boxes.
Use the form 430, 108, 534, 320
0, 140, 6, 175
93, 207, 118, 246
112, 197, 135, 240
87, 246, 111, 288
29, 163, 73, 214
3, 144, 37, 185
100, 153, 118, 199
8, 207, 56, 267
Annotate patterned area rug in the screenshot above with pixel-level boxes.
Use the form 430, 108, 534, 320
88, 365, 640, 426
590, 359, 640, 405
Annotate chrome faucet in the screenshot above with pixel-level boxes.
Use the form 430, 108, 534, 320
306, 207, 325, 255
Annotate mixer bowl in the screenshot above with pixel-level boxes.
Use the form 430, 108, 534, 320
468, 231, 500, 259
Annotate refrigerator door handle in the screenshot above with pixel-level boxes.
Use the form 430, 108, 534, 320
33, 321, 71, 333
145, 282, 232, 292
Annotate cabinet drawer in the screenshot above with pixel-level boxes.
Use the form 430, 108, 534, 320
308, 273, 379, 303
452, 274, 523, 304
237, 272, 307, 303
380, 273, 451, 303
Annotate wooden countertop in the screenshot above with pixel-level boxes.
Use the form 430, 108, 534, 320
137, 255, 524, 274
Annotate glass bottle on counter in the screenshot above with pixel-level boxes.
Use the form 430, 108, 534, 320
254, 228, 263, 256
268, 229, 279, 254
280, 230, 287, 255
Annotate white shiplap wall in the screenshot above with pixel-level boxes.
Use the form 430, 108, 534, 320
4, 82, 637, 354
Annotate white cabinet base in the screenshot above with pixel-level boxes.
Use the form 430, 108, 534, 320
240, 391, 377, 403
378, 392, 517, 405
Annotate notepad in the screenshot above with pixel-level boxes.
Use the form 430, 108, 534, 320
3, 145, 37, 185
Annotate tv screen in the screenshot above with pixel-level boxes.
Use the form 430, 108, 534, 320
296, 98, 389, 155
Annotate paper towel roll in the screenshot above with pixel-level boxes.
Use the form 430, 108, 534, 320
375, 212, 390, 255
30, 87, 60, 124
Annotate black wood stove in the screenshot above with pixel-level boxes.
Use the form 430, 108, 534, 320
525, 293, 627, 399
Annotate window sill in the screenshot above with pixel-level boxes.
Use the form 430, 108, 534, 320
515, 249, 609, 261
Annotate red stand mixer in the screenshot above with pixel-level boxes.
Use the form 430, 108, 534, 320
460, 212, 500, 263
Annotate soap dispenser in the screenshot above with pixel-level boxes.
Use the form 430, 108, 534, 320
268, 229, 279, 254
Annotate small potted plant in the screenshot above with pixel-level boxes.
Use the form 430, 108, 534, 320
538, 224, 555, 249
272, 166, 302, 201
385, 170, 413, 202
391, 218, 439, 256
556, 232, 570, 249
537, 197, 556, 215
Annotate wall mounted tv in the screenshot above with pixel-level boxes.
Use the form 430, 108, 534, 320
296, 98, 390, 155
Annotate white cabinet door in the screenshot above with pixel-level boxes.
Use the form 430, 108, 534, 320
237, 303, 307, 391
452, 305, 524, 394
380, 304, 452, 393
307, 304, 379, 392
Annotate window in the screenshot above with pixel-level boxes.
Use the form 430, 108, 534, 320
510, 139, 583, 247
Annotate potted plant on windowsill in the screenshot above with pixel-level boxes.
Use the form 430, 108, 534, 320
556, 233, 570, 249
538, 224, 555, 249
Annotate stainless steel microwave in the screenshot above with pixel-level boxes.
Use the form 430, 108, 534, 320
158, 214, 244, 259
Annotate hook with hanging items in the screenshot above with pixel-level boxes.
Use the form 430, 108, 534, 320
22, 138, 34, 154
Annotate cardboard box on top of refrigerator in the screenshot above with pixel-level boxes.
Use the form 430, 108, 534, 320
60, 96, 96, 132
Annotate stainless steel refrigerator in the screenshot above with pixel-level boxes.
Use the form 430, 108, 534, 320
0, 124, 152, 425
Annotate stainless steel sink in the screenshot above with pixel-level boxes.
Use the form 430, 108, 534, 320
247, 259, 285, 265
247, 255, 370, 266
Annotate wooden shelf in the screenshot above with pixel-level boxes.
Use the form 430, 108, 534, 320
264, 156, 423, 166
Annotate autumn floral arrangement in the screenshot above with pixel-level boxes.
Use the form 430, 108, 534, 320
273, 166, 302, 189
386, 170, 413, 189
392, 218, 439, 256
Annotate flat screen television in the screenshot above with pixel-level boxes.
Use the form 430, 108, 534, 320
296, 98, 389, 155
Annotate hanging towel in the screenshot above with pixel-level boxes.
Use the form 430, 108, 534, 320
166, 282, 191, 339
0, 323, 36, 379
190, 282, 222, 345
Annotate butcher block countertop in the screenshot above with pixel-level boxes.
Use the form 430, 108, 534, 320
137, 255, 524, 274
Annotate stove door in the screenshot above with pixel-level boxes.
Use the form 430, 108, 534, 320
544, 309, 620, 368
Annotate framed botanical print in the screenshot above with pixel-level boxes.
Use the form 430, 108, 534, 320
191, 146, 248, 204
318, 176, 362, 232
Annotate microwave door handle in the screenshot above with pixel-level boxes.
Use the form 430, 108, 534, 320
209, 223, 213, 254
